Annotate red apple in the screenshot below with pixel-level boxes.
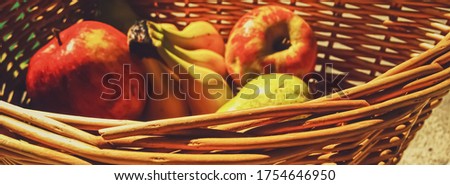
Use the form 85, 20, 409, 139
26, 21, 146, 120
225, 5, 317, 85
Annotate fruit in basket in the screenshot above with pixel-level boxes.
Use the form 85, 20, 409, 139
128, 21, 190, 120
225, 5, 317, 85
128, 20, 232, 115
155, 39, 232, 115
148, 21, 225, 56
139, 57, 190, 120
26, 21, 146, 119
128, 20, 227, 77
217, 73, 311, 112
145, 25, 232, 115
166, 44, 228, 78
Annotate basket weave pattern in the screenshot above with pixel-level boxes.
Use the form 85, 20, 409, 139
0, 0, 449, 164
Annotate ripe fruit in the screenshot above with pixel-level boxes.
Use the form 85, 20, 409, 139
225, 5, 317, 85
140, 57, 190, 120
154, 38, 232, 115
128, 20, 232, 115
128, 20, 227, 78
149, 21, 225, 56
26, 21, 146, 120
217, 73, 311, 112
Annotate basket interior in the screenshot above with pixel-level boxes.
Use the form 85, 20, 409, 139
130, 1, 449, 93
1, 1, 449, 106
0, 0, 449, 165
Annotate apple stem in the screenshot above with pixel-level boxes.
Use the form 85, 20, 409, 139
51, 28, 63, 46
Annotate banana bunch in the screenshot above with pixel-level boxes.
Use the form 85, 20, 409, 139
128, 20, 231, 118
149, 21, 225, 56
148, 21, 228, 78
140, 57, 190, 120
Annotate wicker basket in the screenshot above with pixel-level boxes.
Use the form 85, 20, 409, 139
0, 0, 449, 165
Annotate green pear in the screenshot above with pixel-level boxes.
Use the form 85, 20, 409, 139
217, 73, 312, 112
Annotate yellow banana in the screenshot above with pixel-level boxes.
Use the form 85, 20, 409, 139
148, 21, 225, 56
156, 23, 178, 31
165, 44, 228, 78
141, 57, 190, 120
148, 22, 228, 78
152, 38, 232, 115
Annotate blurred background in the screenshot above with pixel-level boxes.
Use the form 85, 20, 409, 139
97, 0, 139, 33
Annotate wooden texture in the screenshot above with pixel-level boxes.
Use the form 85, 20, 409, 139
0, 0, 449, 164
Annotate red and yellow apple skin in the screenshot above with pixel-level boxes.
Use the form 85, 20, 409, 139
225, 5, 317, 85
26, 21, 146, 119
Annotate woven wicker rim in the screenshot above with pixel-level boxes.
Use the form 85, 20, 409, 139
0, 0, 449, 165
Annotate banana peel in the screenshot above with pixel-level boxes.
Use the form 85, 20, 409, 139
148, 25, 232, 115
141, 57, 190, 120
148, 21, 225, 55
